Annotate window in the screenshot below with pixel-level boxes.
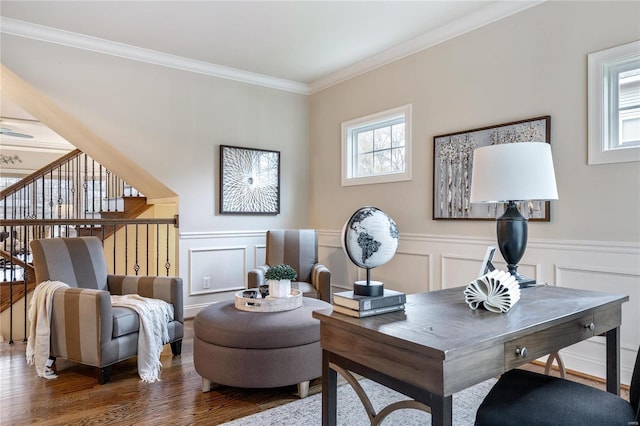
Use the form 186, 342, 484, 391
588, 41, 640, 165
341, 104, 412, 186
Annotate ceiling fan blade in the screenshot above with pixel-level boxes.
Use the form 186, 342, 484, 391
0, 127, 34, 138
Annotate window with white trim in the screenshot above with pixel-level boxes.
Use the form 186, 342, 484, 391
341, 104, 412, 186
588, 40, 640, 164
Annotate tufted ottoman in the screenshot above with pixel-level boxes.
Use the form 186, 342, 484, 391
193, 297, 332, 398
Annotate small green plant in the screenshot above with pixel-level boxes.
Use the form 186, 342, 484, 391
265, 264, 297, 281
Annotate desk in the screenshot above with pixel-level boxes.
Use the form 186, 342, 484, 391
313, 285, 628, 426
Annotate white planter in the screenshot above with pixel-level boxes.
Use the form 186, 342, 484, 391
268, 279, 291, 298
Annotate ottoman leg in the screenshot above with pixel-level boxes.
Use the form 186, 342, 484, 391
298, 381, 310, 398
202, 377, 211, 393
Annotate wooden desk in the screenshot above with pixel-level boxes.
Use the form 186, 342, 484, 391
313, 285, 628, 426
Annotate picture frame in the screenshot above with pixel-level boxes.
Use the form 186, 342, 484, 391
478, 245, 497, 278
433, 116, 551, 221
219, 145, 280, 215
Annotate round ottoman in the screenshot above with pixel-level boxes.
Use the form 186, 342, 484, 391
193, 297, 332, 398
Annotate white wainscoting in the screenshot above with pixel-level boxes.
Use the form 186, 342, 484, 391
178, 229, 639, 385
317, 230, 639, 385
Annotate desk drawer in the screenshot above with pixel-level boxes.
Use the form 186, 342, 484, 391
505, 313, 594, 370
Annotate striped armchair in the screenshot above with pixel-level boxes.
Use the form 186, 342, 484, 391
30, 237, 183, 384
248, 229, 331, 302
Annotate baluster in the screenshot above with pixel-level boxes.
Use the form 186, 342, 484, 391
134, 224, 140, 276
99, 163, 103, 213
22, 224, 29, 342
124, 225, 128, 274
156, 223, 160, 276
82, 154, 88, 219
165, 223, 170, 276
146, 223, 150, 275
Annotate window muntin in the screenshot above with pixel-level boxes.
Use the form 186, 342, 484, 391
342, 105, 411, 186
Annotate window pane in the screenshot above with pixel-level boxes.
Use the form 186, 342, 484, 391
374, 127, 391, 150
391, 147, 405, 172
357, 130, 373, 153
621, 115, 640, 144
374, 150, 391, 173
392, 123, 405, 147
357, 152, 373, 176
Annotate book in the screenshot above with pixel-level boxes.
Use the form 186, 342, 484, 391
464, 269, 521, 313
332, 303, 405, 318
333, 289, 406, 311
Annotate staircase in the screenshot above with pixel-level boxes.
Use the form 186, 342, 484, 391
1, 149, 179, 343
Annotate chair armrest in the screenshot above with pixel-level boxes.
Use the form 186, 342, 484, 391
107, 275, 184, 323
50, 287, 112, 367
312, 264, 331, 302
248, 265, 269, 288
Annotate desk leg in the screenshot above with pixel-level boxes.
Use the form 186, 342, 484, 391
322, 350, 337, 426
430, 394, 453, 426
606, 327, 621, 395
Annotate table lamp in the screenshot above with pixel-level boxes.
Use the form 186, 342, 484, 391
470, 142, 558, 288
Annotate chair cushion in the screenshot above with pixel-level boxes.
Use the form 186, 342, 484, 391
112, 306, 139, 338
291, 281, 318, 299
475, 369, 636, 426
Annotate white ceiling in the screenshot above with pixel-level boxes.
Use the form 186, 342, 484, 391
0, 1, 542, 91
0, 0, 542, 174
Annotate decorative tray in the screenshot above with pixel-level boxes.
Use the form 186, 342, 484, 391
234, 288, 302, 312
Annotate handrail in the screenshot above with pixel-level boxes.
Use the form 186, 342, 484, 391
0, 149, 82, 199
1, 217, 178, 227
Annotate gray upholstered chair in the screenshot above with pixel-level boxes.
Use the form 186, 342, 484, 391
474, 346, 639, 425
248, 229, 331, 302
30, 236, 183, 384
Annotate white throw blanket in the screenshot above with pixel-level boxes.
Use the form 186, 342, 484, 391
111, 294, 174, 383
26, 280, 70, 379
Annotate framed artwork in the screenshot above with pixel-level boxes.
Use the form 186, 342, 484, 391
219, 145, 280, 215
433, 116, 551, 221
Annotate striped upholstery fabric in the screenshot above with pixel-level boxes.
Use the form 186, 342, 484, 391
29, 237, 184, 378
248, 230, 331, 302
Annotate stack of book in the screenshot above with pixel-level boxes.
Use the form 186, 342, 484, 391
332, 288, 406, 318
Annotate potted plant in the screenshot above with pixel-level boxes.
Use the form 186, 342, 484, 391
265, 264, 297, 298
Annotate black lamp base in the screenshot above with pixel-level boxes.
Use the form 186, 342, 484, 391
509, 269, 536, 288
353, 280, 384, 297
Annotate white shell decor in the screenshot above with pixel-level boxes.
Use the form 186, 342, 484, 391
464, 270, 521, 313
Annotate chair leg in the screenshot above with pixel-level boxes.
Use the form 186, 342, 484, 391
170, 340, 182, 356
201, 377, 211, 393
98, 365, 112, 384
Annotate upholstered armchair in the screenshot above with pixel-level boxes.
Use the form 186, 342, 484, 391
30, 237, 184, 384
248, 229, 331, 302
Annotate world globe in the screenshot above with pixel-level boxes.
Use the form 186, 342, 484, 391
342, 206, 399, 273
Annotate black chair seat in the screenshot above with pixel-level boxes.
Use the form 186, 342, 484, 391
475, 368, 637, 426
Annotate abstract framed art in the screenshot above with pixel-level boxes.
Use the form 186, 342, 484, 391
219, 145, 280, 215
433, 116, 551, 221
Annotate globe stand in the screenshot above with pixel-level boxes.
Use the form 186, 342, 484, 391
353, 268, 384, 297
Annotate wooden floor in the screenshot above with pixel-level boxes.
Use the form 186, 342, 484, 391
1, 319, 628, 425
1, 319, 322, 426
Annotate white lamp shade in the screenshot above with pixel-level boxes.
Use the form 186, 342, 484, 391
470, 142, 558, 203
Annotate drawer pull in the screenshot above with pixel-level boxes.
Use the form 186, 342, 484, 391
585, 322, 595, 331
515, 347, 527, 358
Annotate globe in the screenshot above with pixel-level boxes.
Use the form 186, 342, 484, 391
342, 207, 399, 295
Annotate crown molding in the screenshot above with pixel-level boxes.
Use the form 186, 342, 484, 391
0, 17, 309, 95
307, 0, 545, 94
1, 1, 543, 96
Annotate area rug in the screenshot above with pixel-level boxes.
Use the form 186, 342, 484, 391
222, 377, 497, 425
